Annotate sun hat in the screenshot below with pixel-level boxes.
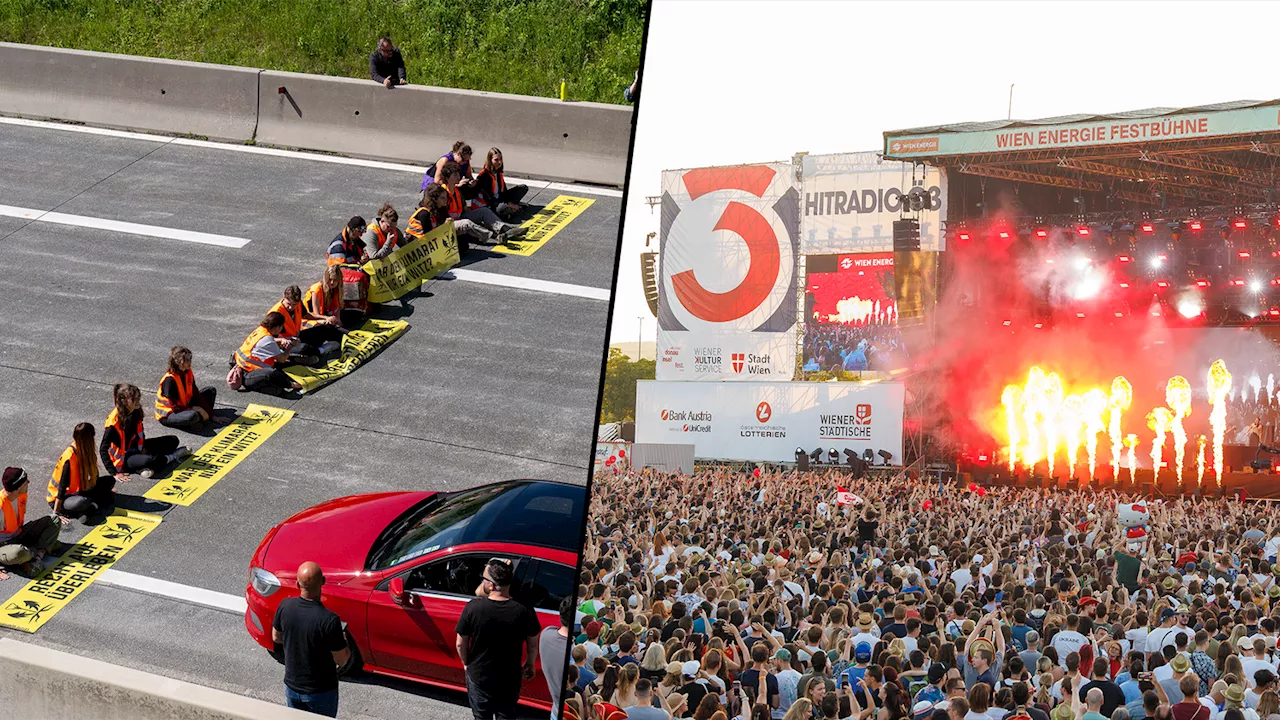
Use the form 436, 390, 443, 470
666, 661, 683, 675
856, 613, 876, 631
1170, 655, 1190, 673
1225, 685, 1246, 704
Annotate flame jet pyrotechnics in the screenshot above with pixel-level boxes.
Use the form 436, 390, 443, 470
1208, 360, 1233, 479
1109, 377, 1132, 480
1147, 407, 1172, 478
1165, 376, 1191, 485
1042, 373, 1064, 478
1002, 385, 1021, 472
1197, 435, 1207, 486
1083, 389, 1107, 480
1061, 394, 1084, 479
1125, 434, 1139, 481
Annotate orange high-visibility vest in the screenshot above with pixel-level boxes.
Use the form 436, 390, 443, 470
1, 488, 25, 537
270, 300, 304, 339
475, 170, 506, 207
235, 326, 275, 372
103, 408, 144, 473
154, 368, 195, 420
446, 185, 465, 218
304, 281, 340, 318
406, 206, 443, 239
327, 228, 363, 267
366, 221, 402, 252
49, 444, 93, 504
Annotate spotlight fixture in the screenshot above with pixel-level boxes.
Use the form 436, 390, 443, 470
878, 450, 894, 464
828, 448, 840, 463
1234, 218, 1249, 230
862, 448, 875, 464
809, 448, 823, 462
1140, 222, 1155, 234
1188, 219, 1203, 232
1076, 225, 1091, 237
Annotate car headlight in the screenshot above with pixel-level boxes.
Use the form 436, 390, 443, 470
250, 567, 281, 597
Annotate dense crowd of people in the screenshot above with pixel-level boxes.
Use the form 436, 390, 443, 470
803, 325, 907, 374
569, 466, 1280, 720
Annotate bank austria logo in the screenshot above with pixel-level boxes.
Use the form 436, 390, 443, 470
742, 400, 785, 438
661, 408, 712, 433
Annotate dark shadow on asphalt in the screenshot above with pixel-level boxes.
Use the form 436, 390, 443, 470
340, 672, 545, 719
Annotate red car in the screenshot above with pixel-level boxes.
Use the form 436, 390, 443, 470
244, 480, 584, 711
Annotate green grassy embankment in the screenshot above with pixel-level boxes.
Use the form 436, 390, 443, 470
0, 0, 643, 104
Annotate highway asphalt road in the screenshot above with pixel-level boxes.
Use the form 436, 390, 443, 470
0, 119, 621, 719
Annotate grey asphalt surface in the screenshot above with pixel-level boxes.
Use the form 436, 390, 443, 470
0, 121, 619, 719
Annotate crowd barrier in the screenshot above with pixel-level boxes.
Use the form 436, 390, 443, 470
0, 638, 312, 719
0, 43, 632, 185
0, 42, 260, 142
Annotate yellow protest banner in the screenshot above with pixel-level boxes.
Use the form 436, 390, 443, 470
0, 509, 162, 633
144, 404, 295, 506
363, 221, 458, 303
492, 195, 595, 257
283, 318, 408, 394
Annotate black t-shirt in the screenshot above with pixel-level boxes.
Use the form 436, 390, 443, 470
857, 519, 878, 544
740, 668, 780, 708
662, 619, 681, 641
272, 597, 346, 694
1079, 679, 1127, 717
456, 596, 541, 694
882, 622, 908, 640
679, 680, 709, 711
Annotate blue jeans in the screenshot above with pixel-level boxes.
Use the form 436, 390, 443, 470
284, 686, 338, 717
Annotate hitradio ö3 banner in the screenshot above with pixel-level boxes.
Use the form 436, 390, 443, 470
656, 163, 799, 381
634, 380, 905, 463
800, 152, 947, 254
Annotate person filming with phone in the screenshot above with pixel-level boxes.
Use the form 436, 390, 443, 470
456, 558, 542, 720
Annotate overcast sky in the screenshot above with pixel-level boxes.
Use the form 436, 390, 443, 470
611, 0, 1280, 352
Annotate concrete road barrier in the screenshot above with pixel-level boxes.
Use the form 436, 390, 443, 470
257, 70, 631, 186
0, 42, 259, 142
0, 638, 312, 719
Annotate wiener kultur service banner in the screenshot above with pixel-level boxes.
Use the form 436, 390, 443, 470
634, 380, 905, 463
800, 152, 946, 254
656, 163, 799, 381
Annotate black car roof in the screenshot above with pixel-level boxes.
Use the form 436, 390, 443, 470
458, 479, 585, 553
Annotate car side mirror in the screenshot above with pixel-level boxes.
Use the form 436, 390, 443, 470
389, 577, 416, 607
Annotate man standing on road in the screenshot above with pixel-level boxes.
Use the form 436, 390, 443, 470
542, 596, 574, 720
370, 37, 407, 88
272, 562, 349, 717
456, 558, 542, 720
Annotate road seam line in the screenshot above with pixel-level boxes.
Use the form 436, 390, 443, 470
97, 569, 246, 615
441, 268, 611, 301
0, 204, 252, 248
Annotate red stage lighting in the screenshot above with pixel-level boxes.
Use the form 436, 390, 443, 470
1158, 253, 1168, 261
1076, 312, 1085, 318
1189, 219, 1203, 231
1240, 250, 1252, 259
1234, 218, 1249, 230
1076, 225, 1091, 237
997, 230, 1010, 239
1118, 255, 1132, 263
1033, 323, 1044, 329
1140, 222, 1155, 234
1271, 308, 1280, 317
1002, 320, 1012, 326
1114, 311, 1124, 318
1034, 228, 1049, 239
1231, 278, 1246, 286
1119, 282, 1130, 288
957, 230, 971, 241
1157, 281, 1170, 288
1196, 279, 1210, 288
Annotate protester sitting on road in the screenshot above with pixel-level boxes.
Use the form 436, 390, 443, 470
304, 266, 350, 332
370, 36, 407, 89
442, 161, 527, 245
421, 140, 476, 194
406, 184, 450, 240
327, 216, 368, 266
102, 383, 188, 480
0, 467, 61, 576
50, 422, 116, 520
273, 561, 349, 717
270, 285, 343, 364
234, 312, 305, 396
155, 346, 226, 431
362, 203, 406, 261
473, 147, 529, 221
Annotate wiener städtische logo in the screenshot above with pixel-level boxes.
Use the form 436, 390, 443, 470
658, 165, 798, 339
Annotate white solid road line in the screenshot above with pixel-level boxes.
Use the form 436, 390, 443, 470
0, 115, 625, 198
0, 204, 253, 249
98, 569, 247, 615
444, 268, 611, 301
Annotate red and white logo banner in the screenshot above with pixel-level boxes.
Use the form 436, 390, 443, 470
656, 164, 798, 381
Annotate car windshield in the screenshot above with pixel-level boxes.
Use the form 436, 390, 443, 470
368, 484, 507, 570
367, 482, 583, 570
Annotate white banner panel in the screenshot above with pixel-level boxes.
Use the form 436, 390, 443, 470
656, 163, 799, 381
593, 440, 631, 473
635, 380, 905, 463
800, 152, 946, 253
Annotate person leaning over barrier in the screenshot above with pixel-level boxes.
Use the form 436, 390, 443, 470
102, 383, 188, 481
327, 216, 367, 266
473, 147, 529, 221
370, 36, 407, 89
0, 467, 61, 577
441, 161, 527, 245
362, 203, 406, 261
155, 345, 228, 431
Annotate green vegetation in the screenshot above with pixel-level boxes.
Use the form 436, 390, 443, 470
1, 0, 644, 104
600, 346, 653, 423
